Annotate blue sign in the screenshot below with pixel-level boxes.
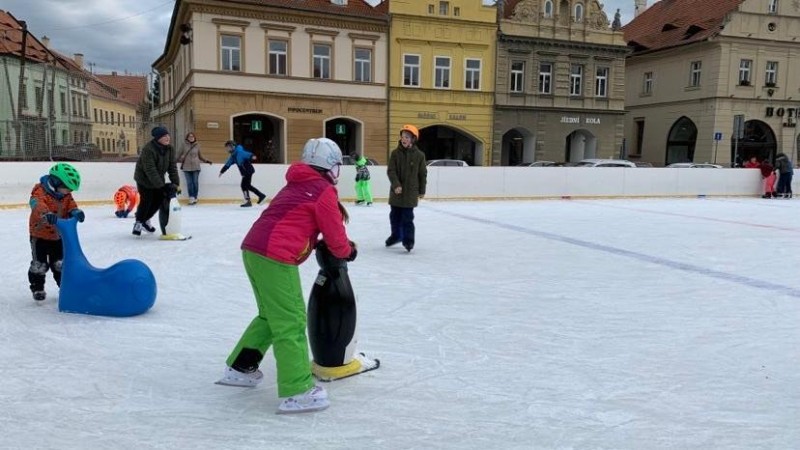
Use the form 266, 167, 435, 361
714, 132, 723, 141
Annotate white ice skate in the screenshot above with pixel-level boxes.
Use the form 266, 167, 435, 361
276, 385, 329, 414
215, 366, 263, 387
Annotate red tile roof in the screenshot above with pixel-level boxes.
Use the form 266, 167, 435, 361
0, 9, 67, 67
96, 74, 148, 106
622, 0, 744, 54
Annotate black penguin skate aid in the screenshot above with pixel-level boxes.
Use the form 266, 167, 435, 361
307, 242, 379, 381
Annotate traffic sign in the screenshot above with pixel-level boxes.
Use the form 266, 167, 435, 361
714, 132, 722, 141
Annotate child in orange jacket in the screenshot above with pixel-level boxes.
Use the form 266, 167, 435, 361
28, 163, 85, 301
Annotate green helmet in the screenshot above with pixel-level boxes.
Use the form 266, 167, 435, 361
355, 156, 367, 167
49, 163, 81, 191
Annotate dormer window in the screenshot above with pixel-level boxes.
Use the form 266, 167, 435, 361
574, 3, 584, 22
544, 0, 553, 17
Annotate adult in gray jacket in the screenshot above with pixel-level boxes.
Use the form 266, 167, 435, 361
132, 126, 180, 236
178, 132, 212, 205
386, 124, 427, 252
774, 152, 793, 198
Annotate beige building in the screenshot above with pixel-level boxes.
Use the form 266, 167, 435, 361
152, 0, 389, 164
624, 0, 800, 166
88, 78, 138, 157
494, 0, 628, 165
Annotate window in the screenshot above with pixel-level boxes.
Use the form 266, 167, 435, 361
20, 82, 28, 109
544, 0, 553, 17
105, 111, 109, 124
71, 94, 77, 114
84, 99, 89, 118
35, 87, 43, 112
574, 3, 584, 22
643, 71, 653, 94
768, 0, 778, 13
268, 40, 288, 76
539, 62, 552, 94
439, 1, 449, 15
765, 61, 778, 85
434, 56, 451, 89
94, 108, 98, 122
313, 43, 332, 79
570, 64, 583, 96
689, 61, 701, 87
465, 59, 481, 90
738, 59, 752, 85
111, 111, 115, 125
354, 48, 372, 82
60, 92, 66, 114
634, 119, 645, 156
454, 7, 460, 16
403, 54, 420, 86
595, 67, 608, 97
220, 34, 241, 71
428, 4, 434, 14
510, 61, 525, 93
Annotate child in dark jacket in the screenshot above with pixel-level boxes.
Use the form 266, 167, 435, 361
220, 140, 266, 207
28, 163, 85, 301
219, 137, 357, 415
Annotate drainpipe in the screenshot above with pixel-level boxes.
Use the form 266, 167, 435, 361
15, 20, 28, 157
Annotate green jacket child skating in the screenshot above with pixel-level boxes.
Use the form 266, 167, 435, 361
355, 156, 373, 206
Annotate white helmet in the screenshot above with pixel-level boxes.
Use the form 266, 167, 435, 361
301, 137, 343, 171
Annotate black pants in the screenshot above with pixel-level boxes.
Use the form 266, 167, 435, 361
28, 237, 63, 293
777, 173, 793, 196
389, 206, 416, 247
240, 174, 264, 201
135, 185, 166, 224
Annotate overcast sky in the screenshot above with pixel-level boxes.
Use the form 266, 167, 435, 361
4, 0, 638, 76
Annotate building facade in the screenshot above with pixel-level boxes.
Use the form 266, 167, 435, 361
0, 11, 74, 159
388, 0, 496, 166
623, 0, 800, 166
152, 0, 389, 164
494, 0, 628, 166
96, 73, 150, 155
88, 78, 139, 157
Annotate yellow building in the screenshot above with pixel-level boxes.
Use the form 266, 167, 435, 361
389, 0, 496, 165
88, 78, 138, 157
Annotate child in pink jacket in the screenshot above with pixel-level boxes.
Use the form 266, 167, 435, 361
219, 137, 357, 415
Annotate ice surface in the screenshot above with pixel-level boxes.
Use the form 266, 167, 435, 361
1, 198, 798, 449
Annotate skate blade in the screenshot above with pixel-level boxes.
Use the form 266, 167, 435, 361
312, 354, 380, 382
159, 234, 192, 241
275, 402, 329, 415
214, 379, 260, 387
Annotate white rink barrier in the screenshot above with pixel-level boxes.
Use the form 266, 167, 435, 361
0, 162, 767, 207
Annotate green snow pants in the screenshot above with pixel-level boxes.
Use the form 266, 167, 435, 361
226, 251, 314, 398
355, 180, 373, 203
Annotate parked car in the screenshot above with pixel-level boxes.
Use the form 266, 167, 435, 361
517, 161, 556, 167
574, 159, 637, 168
634, 162, 654, 167
667, 162, 724, 168
427, 159, 469, 167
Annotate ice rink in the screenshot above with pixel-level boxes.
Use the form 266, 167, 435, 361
1, 198, 798, 449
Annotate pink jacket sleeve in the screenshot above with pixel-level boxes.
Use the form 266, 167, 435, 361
314, 186, 352, 259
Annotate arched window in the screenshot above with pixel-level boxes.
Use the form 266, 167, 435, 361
574, 3, 584, 22
544, 0, 553, 17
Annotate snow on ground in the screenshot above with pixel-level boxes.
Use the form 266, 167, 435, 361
0, 198, 798, 449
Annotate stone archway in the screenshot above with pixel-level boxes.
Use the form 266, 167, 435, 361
501, 128, 535, 166
324, 116, 362, 158
665, 116, 697, 165
564, 129, 597, 162
232, 113, 285, 163
418, 125, 484, 166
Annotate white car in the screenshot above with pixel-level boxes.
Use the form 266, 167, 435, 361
574, 159, 637, 168
427, 159, 469, 167
667, 162, 724, 168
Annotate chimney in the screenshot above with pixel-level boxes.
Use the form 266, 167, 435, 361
73, 53, 84, 69
112, 71, 118, 76
634, 0, 647, 16
41, 35, 50, 48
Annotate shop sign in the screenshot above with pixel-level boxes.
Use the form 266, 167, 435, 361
418, 112, 438, 119
765, 107, 798, 127
560, 116, 600, 124
289, 107, 323, 114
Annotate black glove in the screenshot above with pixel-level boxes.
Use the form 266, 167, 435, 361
163, 183, 178, 198
345, 241, 358, 262
44, 213, 59, 225
70, 209, 85, 223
